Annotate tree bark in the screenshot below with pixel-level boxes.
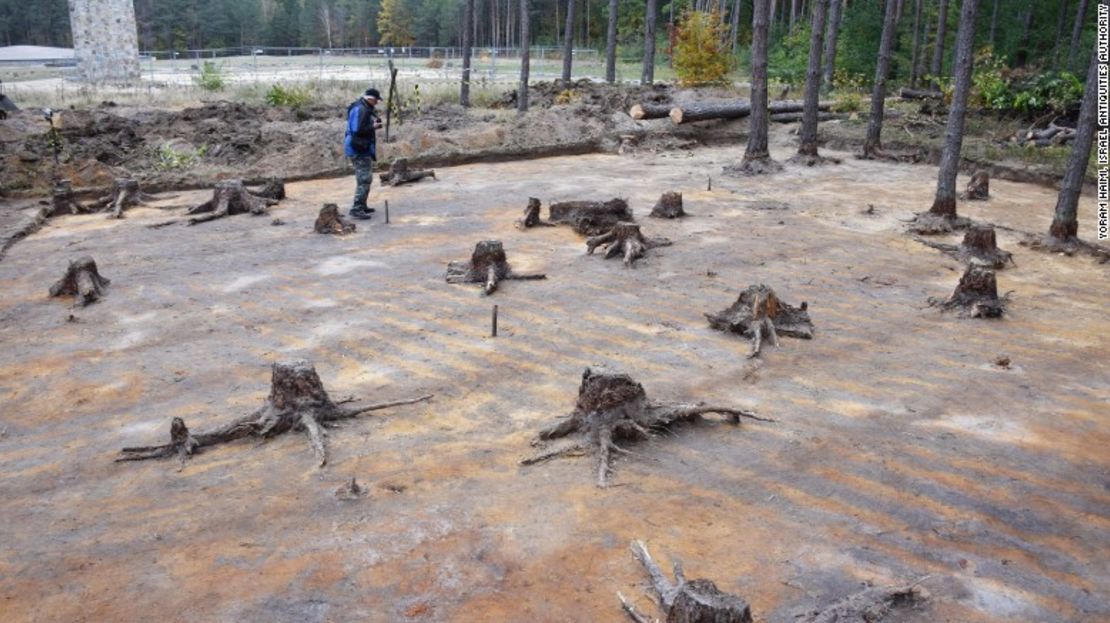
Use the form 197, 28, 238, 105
862, 0, 900, 157
461, 0, 474, 106
731, 0, 743, 53
562, 0, 576, 82
988, 0, 998, 47
629, 102, 675, 119
606, 0, 619, 82
821, 0, 843, 90
794, 0, 830, 162
518, 0, 531, 112
910, 0, 924, 87
1067, 0, 1090, 71
926, 0, 979, 220
730, 0, 780, 174
1052, 0, 1069, 69
642, 0, 658, 84
1049, 42, 1099, 243
933, 265, 1004, 318
928, 0, 949, 90
670, 100, 829, 124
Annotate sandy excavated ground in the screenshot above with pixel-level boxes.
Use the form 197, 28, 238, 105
0, 137, 1107, 622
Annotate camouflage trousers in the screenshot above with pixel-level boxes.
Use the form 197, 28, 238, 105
351, 155, 374, 210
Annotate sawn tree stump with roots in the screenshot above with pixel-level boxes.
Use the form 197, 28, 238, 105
548, 198, 633, 235
916, 224, 1013, 268
379, 159, 436, 186
186, 179, 279, 225
521, 367, 772, 488
706, 285, 814, 357
314, 203, 356, 234
586, 221, 673, 268
49, 181, 83, 217
49, 256, 110, 306
86, 178, 148, 219
515, 197, 555, 229
446, 240, 547, 295
618, 540, 753, 623
962, 170, 989, 200
117, 360, 433, 469
649, 192, 685, 219
930, 265, 1006, 318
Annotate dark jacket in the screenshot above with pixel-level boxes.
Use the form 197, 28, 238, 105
344, 99, 377, 159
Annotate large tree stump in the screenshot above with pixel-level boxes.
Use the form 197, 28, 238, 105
649, 192, 685, 219
117, 361, 433, 469
49, 256, 110, 306
379, 159, 436, 186
797, 583, 927, 623
931, 265, 1006, 318
186, 180, 277, 225
706, 285, 814, 357
49, 181, 83, 217
515, 197, 555, 229
915, 224, 1013, 268
618, 541, 753, 623
521, 367, 771, 488
314, 203, 356, 235
962, 170, 989, 200
85, 178, 147, 219
445, 240, 546, 296
586, 221, 673, 268
548, 198, 633, 235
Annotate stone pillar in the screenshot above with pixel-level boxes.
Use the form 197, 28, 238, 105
67, 0, 141, 84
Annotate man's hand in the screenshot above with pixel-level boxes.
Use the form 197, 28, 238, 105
374, 119, 384, 129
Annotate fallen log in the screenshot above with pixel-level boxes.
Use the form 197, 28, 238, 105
669, 100, 832, 125
548, 198, 633, 235
628, 102, 673, 120
770, 111, 845, 123
899, 87, 944, 100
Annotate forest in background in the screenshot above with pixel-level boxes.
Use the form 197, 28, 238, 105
0, 0, 1098, 84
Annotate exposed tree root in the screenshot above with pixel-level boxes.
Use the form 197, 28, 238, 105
548, 198, 633, 235
618, 540, 753, 623
929, 265, 1007, 318
445, 240, 546, 295
914, 224, 1013, 268
962, 170, 989, 200
906, 212, 972, 235
797, 582, 928, 623
85, 178, 149, 219
117, 360, 433, 469
522, 367, 771, 488
186, 179, 278, 225
586, 221, 673, 268
379, 158, 436, 186
706, 285, 814, 357
1020, 235, 1110, 264
858, 145, 927, 163
314, 203, 356, 235
49, 256, 110, 306
723, 155, 783, 176
649, 192, 686, 219
515, 197, 555, 229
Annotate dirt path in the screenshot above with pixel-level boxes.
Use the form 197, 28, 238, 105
0, 142, 1107, 622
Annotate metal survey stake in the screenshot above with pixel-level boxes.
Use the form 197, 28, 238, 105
491, 304, 498, 337
384, 200, 390, 223
707, 176, 712, 191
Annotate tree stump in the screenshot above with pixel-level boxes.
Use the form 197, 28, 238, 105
797, 583, 927, 623
253, 177, 286, 200
649, 192, 685, 219
117, 360, 433, 469
186, 179, 278, 225
445, 240, 547, 296
314, 203, 356, 235
706, 285, 814, 357
963, 170, 989, 200
907, 211, 972, 235
515, 197, 555, 229
49, 181, 83, 217
931, 265, 1006, 318
85, 178, 147, 219
379, 159, 436, 186
49, 256, 110, 306
915, 224, 1013, 268
548, 198, 633, 235
522, 367, 771, 488
618, 541, 753, 623
586, 221, 673, 268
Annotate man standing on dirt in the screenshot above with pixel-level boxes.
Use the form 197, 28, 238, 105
345, 88, 383, 220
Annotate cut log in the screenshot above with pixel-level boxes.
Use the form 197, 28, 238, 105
931, 265, 1006, 318
899, 87, 944, 100
522, 366, 770, 487
117, 360, 433, 469
253, 177, 286, 200
548, 198, 633, 235
649, 192, 685, 219
314, 203, 356, 235
86, 178, 146, 219
586, 221, 673, 268
619, 541, 753, 623
629, 102, 674, 120
49, 181, 83, 217
770, 112, 844, 123
797, 583, 927, 623
49, 256, 110, 306
445, 240, 547, 296
186, 179, 278, 225
963, 170, 989, 200
915, 224, 1014, 268
515, 197, 555, 229
707, 285, 813, 357
379, 158, 436, 186
669, 100, 831, 125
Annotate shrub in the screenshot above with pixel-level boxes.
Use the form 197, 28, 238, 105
767, 23, 810, 86
155, 142, 207, 170
193, 61, 225, 91
265, 83, 313, 109
673, 10, 731, 87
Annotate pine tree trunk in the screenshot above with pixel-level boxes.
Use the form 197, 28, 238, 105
928, 0, 949, 89
748, 0, 770, 159
863, 0, 899, 157
606, 0, 618, 82
519, 0, 530, 111
642, 0, 658, 84
988, 0, 998, 47
1049, 43, 1099, 242
1052, 0, 1069, 69
910, 0, 924, 87
796, 0, 829, 158
821, 0, 843, 90
1067, 0, 1090, 71
928, 0, 980, 217
461, 0, 474, 106
562, 0, 575, 81
730, 0, 743, 53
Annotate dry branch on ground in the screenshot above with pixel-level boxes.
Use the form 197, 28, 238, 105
618, 540, 753, 623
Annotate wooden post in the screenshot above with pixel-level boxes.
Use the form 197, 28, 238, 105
385, 60, 398, 142
707, 176, 712, 191
384, 200, 390, 223
491, 304, 498, 337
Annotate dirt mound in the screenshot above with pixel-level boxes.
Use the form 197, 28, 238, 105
495, 79, 674, 114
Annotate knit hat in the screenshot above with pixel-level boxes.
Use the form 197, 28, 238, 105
363, 88, 381, 99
